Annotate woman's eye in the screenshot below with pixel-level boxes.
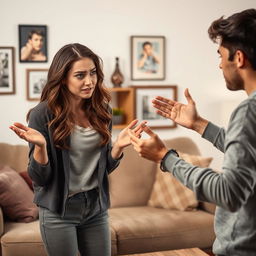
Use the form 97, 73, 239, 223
90, 70, 97, 76
76, 74, 84, 79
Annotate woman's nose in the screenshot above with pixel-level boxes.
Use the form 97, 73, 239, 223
84, 75, 91, 85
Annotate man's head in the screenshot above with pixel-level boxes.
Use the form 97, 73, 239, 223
28, 30, 44, 52
208, 9, 256, 91
142, 41, 153, 55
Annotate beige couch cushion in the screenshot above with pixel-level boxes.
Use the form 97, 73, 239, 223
109, 145, 157, 208
148, 153, 212, 211
1, 220, 117, 256
0, 143, 28, 173
109, 206, 215, 255
109, 137, 202, 208
1, 221, 46, 256
163, 137, 201, 156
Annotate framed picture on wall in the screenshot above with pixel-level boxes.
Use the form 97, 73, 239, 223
19, 25, 48, 63
0, 47, 15, 95
133, 85, 177, 129
131, 36, 165, 80
26, 69, 48, 101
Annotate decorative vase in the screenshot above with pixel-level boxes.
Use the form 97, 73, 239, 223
111, 57, 124, 87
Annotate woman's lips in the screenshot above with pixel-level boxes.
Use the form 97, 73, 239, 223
81, 87, 93, 93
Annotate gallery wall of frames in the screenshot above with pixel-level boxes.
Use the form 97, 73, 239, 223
0, 25, 177, 129
0, 24, 48, 100
0, 25, 171, 97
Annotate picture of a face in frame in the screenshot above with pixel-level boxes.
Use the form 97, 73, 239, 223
19, 25, 48, 63
131, 36, 165, 81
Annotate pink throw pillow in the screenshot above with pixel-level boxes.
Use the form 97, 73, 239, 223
0, 166, 38, 222
19, 171, 33, 191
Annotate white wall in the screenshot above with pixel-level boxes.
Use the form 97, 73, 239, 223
0, 0, 254, 170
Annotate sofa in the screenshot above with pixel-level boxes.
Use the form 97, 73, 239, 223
0, 137, 215, 256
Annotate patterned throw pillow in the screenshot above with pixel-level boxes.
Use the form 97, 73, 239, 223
148, 152, 213, 211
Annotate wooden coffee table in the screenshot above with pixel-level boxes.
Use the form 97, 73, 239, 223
121, 248, 209, 256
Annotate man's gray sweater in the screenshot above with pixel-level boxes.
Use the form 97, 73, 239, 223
162, 91, 256, 256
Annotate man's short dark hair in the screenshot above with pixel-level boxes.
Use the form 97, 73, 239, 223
208, 8, 256, 70
28, 30, 44, 40
142, 41, 152, 49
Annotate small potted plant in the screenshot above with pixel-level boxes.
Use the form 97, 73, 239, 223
112, 107, 125, 125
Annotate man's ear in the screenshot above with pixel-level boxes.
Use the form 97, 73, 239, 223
235, 50, 245, 68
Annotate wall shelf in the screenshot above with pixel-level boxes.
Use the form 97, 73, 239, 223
108, 87, 135, 129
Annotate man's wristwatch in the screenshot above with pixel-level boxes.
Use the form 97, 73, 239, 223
160, 149, 179, 172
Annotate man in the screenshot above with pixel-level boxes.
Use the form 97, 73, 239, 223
137, 41, 160, 73
129, 9, 256, 256
21, 30, 46, 61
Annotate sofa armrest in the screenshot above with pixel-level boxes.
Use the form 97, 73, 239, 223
0, 206, 4, 237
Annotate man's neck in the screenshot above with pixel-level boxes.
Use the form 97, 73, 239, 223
243, 70, 256, 95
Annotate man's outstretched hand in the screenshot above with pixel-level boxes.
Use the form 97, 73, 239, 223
152, 88, 208, 135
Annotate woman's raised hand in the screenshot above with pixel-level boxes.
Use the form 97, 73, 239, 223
9, 122, 46, 147
115, 119, 147, 149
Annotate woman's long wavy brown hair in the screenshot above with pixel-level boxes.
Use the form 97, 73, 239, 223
28, 43, 112, 149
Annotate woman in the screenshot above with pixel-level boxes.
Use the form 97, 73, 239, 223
10, 43, 144, 256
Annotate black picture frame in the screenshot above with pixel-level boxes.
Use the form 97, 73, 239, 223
19, 25, 48, 63
131, 36, 165, 81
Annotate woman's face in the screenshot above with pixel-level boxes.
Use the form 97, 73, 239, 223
66, 57, 97, 101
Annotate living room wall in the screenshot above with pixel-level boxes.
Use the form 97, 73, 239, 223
0, 0, 254, 170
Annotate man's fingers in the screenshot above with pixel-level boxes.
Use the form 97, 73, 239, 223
155, 110, 170, 118
130, 140, 141, 152
133, 121, 147, 133
128, 129, 140, 144
153, 101, 168, 111
142, 125, 155, 137
134, 128, 142, 137
154, 96, 175, 105
152, 99, 174, 111
184, 88, 195, 105
152, 99, 174, 118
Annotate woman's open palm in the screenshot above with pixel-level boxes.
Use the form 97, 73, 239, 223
9, 122, 46, 147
